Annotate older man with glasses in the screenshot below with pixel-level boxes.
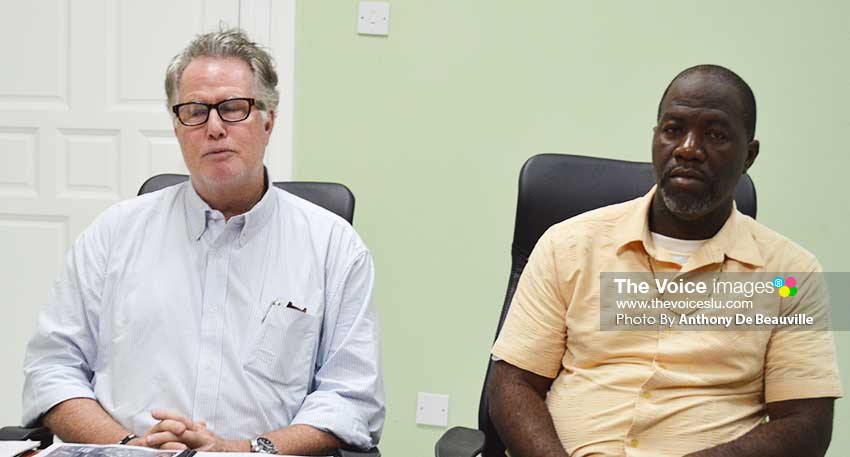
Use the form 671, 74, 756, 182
22, 28, 384, 455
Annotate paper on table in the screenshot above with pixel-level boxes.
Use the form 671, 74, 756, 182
36, 445, 327, 457
195, 453, 328, 457
0, 441, 40, 457
38, 443, 179, 457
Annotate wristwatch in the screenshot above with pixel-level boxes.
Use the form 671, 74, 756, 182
118, 433, 137, 445
250, 436, 278, 454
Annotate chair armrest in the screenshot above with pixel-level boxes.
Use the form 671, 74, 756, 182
435, 426, 485, 457
334, 448, 380, 457
0, 426, 54, 448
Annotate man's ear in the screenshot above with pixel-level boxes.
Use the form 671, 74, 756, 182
265, 110, 276, 134
744, 139, 760, 173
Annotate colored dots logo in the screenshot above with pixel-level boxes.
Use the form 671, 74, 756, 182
774, 276, 798, 298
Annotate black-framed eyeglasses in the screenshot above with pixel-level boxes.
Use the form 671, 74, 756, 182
171, 98, 257, 126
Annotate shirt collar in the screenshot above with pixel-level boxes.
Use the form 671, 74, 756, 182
239, 174, 276, 246
185, 181, 211, 241
615, 185, 764, 268
184, 169, 277, 246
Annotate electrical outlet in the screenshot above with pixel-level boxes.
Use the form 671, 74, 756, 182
357, 2, 390, 36
416, 392, 449, 427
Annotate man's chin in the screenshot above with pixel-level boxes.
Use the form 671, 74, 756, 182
195, 165, 248, 189
659, 185, 714, 219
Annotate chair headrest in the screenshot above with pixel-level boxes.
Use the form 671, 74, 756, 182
512, 154, 757, 260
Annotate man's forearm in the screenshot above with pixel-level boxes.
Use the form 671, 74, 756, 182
686, 407, 832, 457
43, 398, 135, 445
488, 362, 568, 457
262, 424, 341, 455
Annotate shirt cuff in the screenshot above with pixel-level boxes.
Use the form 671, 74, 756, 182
765, 378, 844, 403
491, 345, 560, 379
22, 382, 96, 427
290, 391, 375, 450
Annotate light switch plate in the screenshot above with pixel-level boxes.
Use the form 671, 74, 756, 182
357, 1, 390, 36
416, 392, 449, 427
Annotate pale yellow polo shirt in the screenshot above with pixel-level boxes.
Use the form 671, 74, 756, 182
491, 186, 842, 457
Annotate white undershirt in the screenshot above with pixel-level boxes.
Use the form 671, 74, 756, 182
650, 232, 708, 266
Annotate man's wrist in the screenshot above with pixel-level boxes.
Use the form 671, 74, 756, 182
125, 436, 147, 447
249, 437, 278, 454
227, 440, 252, 453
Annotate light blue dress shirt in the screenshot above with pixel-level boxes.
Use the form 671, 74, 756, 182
22, 179, 384, 449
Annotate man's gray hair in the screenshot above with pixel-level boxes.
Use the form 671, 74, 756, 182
164, 27, 279, 112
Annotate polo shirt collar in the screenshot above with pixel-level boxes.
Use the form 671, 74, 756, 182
615, 185, 764, 268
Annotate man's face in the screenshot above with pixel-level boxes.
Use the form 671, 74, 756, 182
652, 72, 758, 219
173, 57, 274, 189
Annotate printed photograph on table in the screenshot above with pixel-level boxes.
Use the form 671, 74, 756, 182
38, 444, 180, 457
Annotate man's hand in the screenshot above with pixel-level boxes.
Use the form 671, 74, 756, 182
142, 410, 249, 452
137, 410, 195, 450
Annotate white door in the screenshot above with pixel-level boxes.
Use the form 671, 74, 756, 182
0, 0, 295, 426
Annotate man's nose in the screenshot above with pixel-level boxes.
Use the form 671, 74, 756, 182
205, 108, 227, 139
673, 130, 704, 161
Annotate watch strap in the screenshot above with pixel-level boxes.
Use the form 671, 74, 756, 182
118, 433, 137, 445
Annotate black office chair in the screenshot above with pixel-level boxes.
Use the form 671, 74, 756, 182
434, 153, 757, 457
3, 174, 377, 457
0, 426, 52, 449
137, 173, 356, 224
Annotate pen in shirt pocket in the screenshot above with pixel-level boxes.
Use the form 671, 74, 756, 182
286, 301, 307, 313
261, 299, 307, 323
261, 299, 282, 323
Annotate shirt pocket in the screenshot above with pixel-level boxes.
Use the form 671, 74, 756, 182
684, 330, 770, 384
246, 305, 320, 388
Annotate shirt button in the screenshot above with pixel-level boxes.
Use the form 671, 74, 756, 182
628, 438, 639, 448
640, 390, 652, 399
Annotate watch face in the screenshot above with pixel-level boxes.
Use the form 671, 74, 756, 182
254, 436, 276, 454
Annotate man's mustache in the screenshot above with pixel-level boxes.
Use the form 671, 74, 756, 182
660, 166, 707, 183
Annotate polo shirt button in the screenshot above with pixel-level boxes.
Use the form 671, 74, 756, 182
640, 390, 652, 399
628, 438, 639, 448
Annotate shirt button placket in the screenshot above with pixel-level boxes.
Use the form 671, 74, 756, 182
193, 240, 230, 421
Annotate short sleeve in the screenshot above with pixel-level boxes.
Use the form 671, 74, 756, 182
764, 259, 843, 403
491, 231, 569, 379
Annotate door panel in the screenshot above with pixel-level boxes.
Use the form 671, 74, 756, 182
0, 0, 294, 426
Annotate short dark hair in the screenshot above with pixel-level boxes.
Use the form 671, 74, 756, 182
657, 64, 757, 141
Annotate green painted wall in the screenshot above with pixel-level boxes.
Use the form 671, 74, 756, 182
293, 1, 849, 455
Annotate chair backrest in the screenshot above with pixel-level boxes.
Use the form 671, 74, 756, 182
477, 153, 757, 457
137, 173, 356, 224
